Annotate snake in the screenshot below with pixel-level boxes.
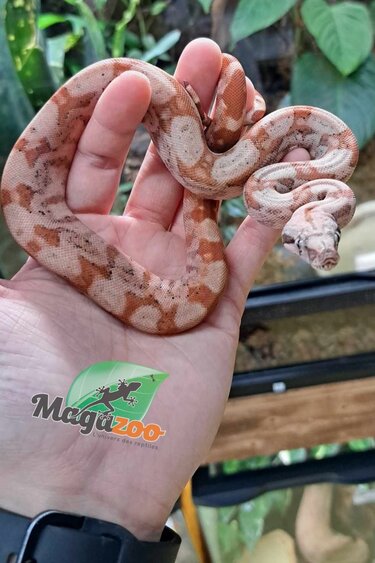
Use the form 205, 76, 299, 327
0, 54, 358, 335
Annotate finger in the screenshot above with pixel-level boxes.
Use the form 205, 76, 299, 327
66, 71, 152, 214
125, 38, 223, 229
224, 148, 311, 308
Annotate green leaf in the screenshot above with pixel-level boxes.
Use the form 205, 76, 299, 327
126, 47, 143, 59
0, 0, 34, 170
142, 33, 155, 51
66, 361, 168, 421
19, 46, 57, 108
111, 0, 140, 58
291, 52, 375, 148
348, 438, 375, 452
222, 455, 272, 475
123, 29, 141, 50
218, 507, 243, 562
119, 181, 133, 194
5, 0, 57, 107
150, 1, 168, 16
278, 448, 307, 464
238, 490, 290, 552
141, 29, 181, 62
310, 443, 341, 459
38, 13, 85, 36
41, 14, 84, 84
301, 0, 373, 76
0, 0, 32, 270
65, 0, 107, 61
45, 33, 75, 85
196, 0, 212, 14
230, 0, 297, 45
38, 13, 67, 29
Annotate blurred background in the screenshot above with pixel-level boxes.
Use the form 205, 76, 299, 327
1, 0, 375, 561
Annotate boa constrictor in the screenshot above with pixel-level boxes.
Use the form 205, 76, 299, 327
0, 54, 358, 334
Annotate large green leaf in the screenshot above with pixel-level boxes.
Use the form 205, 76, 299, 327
0, 0, 34, 172
301, 0, 373, 76
230, 0, 297, 45
66, 361, 168, 421
291, 52, 375, 148
0, 0, 31, 273
5, 0, 57, 108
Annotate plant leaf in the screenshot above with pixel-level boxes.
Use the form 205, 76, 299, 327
141, 29, 181, 62
310, 443, 341, 459
111, 0, 140, 58
66, 361, 168, 422
5, 0, 57, 107
348, 438, 375, 452
65, 0, 107, 61
150, 0, 168, 16
301, 0, 373, 76
38, 13, 85, 36
230, 0, 297, 45
45, 33, 75, 85
291, 52, 375, 148
196, 0, 212, 14
0, 0, 32, 271
38, 13, 68, 29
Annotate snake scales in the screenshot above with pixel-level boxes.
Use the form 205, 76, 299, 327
0, 54, 358, 334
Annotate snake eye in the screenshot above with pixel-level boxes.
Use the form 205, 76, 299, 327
282, 234, 295, 245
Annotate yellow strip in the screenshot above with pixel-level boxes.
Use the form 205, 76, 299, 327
180, 480, 210, 563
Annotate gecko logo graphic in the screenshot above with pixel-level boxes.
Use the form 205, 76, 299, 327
31, 361, 168, 442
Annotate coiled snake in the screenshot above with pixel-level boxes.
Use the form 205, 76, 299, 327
0, 54, 358, 334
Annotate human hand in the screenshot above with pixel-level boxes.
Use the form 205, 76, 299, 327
0, 38, 309, 541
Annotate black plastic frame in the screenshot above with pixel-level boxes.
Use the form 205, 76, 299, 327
242, 271, 375, 324
193, 451, 375, 507
231, 352, 375, 396
192, 271, 375, 506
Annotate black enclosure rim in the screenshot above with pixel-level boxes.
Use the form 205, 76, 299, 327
193, 450, 375, 507
231, 353, 375, 396
242, 270, 375, 323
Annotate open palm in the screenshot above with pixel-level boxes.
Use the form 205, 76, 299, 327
0, 38, 308, 540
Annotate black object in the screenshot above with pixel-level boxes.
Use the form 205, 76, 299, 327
193, 450, 375, 507
231, 351, 375, 397
0, 509, 180, 563
242, 271, 375, 324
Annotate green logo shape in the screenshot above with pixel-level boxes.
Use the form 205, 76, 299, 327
66, 361, 168, 421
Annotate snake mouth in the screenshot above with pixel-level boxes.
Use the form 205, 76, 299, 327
311, 252, 339, 271
320, 258, 338, 271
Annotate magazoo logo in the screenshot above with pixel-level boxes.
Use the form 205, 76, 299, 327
31, 361, 168, 442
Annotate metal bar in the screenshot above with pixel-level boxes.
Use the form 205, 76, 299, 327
231, 352, 375, 397
242, 271, 375, 324
193, 450, 375, 507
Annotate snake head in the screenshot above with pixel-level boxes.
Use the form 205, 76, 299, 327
282, 214, 341, 271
